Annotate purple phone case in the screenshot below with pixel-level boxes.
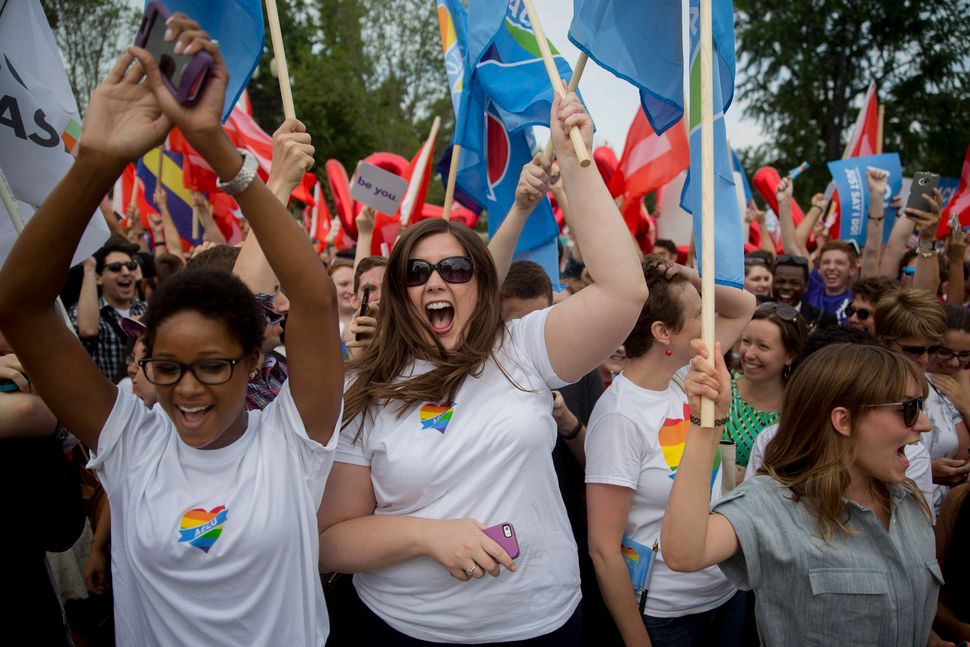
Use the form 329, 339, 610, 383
135, 1, 213, 106
483, 522, 520, 560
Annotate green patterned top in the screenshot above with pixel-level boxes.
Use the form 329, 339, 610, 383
722, 377, 780, 467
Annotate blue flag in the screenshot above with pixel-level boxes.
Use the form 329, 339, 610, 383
828, 153, 902, 245
568, 0, 735, 137
678, 0, 743, 288
731, 148, 753, 204
136, 148, 202, 246
149, 0, 263, 122
466, 0, 579, 135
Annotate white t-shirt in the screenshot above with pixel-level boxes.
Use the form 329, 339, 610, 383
335, 308, 580, 643
747, 423, 935, 518
88, 382, 339, 646
923, 379, 962, 460
584, 372, 737, 617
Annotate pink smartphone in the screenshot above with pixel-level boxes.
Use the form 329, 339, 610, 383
483, 522, 520, 560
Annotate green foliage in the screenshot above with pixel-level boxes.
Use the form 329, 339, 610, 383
41, 0, 140, 115
733, 0, 970, 204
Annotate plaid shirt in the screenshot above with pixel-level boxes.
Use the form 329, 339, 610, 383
70, 297, 147, 384
246, 350, 288, 410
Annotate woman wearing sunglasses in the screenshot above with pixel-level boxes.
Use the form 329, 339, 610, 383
584, 257, 755, 647
318, 94, 647, 645
0, 24, 344, 645
663, 341, 939, 646
726, 302, 808, 482
875, 289, 970, 513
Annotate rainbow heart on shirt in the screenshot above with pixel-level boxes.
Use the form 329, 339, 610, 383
178, 506, 228, 554
419, 402, 456, 433
659, 403, 720, 487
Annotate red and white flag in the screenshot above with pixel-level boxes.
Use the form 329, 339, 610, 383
609, 109, 690, 199
938, 143, 970, 237
845, 81, 879, 158
112, 164, 137, 217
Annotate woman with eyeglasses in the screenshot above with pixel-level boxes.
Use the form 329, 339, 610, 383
0, 26, 344, 645
584, 257, 755, 647
317, 94, 648, 645
875, 289, 970, 514
725, 302, 808, 483
663, 342, 941, 646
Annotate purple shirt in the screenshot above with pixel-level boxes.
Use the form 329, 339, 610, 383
804, 269, 852, 324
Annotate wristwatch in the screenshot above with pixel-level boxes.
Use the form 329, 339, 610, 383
216, 149, 259, 196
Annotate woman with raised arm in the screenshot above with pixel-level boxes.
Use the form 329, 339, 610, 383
663, 341, 942, 646
0, 18, 343, 646
318, 93, 647, 644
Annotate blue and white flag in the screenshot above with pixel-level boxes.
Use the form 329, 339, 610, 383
828, 153, 902, 245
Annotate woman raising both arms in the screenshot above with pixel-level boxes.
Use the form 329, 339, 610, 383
318, 93, 648, 644
0, 18, 343, 646
664, 341, 947, 646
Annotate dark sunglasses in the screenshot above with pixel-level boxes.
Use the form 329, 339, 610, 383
775, 254, 809, 268
755, 301, 800, 323
935, 346, 970, 365
845, 305, 872, 321
104, 261, 138, 272
744, 256, 771, 266
897, 343, 942, 358
405, 256, 474, 287
859, 397, 924, 428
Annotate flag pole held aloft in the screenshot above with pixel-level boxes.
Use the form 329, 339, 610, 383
401, 116, 441, 226
699, 0, 716, 427
442, 145, 461, 220
521, 0, 591, 167
264, 0, 295, 120
544, 53, 588, 160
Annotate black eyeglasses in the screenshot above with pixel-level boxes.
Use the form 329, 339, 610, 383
104, 261, 138, 272
755, 301, 800, 322
405, 256, 474, 287
775, 255, 809, 268
138, 356, 246, 386
858, 397, 924, 428
845, 305, 872, 321
935, 346, 970, 365
895, 343, 942, 359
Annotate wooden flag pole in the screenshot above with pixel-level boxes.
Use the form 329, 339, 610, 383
0, 164, 76, 331
698, 0, 716, 426
265, 0, 296, 120
543, 52, 589, 160
521, 0, 591, 167
876, 104, 885, 155
401, 116, 441, 226
442, 144, 461, 220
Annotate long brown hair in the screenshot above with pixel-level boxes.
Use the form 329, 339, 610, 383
342, 219, 506, 434
762, 344, 930, 540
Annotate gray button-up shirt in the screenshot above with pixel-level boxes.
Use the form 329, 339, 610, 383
713, 475, 941, 646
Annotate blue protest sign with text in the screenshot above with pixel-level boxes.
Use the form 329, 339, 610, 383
828, 153, 902, 245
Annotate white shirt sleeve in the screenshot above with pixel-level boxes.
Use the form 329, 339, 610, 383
505, 307, 569, 389
585, 411, 647, 489
335, 411, 371, 467
746, 423, 778, 478
903, 441, 934, 519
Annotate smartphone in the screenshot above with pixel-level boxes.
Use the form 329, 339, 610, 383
905, 172, 941, 219
0, 379, 20, 393
355, 285, 371, 341
134, 1, 213, 106
483, 522, 520, 560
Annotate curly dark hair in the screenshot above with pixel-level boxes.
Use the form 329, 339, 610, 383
624, 255, 691, 359
93, 237, 139, 274
141, 268, 264, 358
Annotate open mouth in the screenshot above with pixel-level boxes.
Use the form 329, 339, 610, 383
426, 301, 455, 335
175, 404, 213, 429
776, 291, 795, 304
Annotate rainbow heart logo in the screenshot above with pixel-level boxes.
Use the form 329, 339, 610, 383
419, 402, 456, 434
178, 506, 228, 554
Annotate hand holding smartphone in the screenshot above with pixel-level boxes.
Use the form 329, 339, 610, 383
355, 285, 371, 341
905, 172, 941, 219
134, 2, 213, 106
483, 522, 520, 560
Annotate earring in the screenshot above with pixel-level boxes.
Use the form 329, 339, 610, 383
248, 370, 258, 379
664, 348, 673, 356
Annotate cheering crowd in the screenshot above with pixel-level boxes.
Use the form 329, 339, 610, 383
2, 18, 970, 647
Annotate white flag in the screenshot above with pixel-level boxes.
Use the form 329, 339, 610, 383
0, 0, 108, 266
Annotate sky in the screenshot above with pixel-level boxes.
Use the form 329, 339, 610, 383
531, 0, 766, 154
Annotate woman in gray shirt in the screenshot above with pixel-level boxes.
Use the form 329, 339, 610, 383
662, 342, 942, 646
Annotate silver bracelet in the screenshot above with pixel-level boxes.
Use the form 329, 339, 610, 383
216, 149, 259, 196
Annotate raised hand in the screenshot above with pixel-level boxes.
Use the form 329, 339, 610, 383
268, 119, 315, 198
356, 206, 376, 237
514, 153, 552, 210
906, 188, 943, 240
776, 176, 793, 203
78, 51, 170, 167
550, 90, 593, 165
866, 167, 889, 196
685, 339, 730, 421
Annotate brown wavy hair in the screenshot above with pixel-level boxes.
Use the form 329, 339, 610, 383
761, 343, 930, 541
342, 219, 507, 436
623, 255, 691, 359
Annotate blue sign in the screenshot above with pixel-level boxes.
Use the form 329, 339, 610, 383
828, 153, 902, 245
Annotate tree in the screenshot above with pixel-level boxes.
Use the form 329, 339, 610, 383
734, 0, 970, 201
41, 0, 140, 115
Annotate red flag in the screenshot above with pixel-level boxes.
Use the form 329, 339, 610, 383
609, 110, 689, 199
302, 180, 332, 244
937, 143, 970, 238
326, 159, 359, 241
397, 138, 437, 226
845, 81, 879, 158
752, 166, 807, 253
224, 107, 273, 177
182, 152, 218, 194
292, 172, 317, 205
210, 193, 243, 245
112, 164, 137, 218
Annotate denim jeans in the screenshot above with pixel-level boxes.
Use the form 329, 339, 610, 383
642, 589, 747, 647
